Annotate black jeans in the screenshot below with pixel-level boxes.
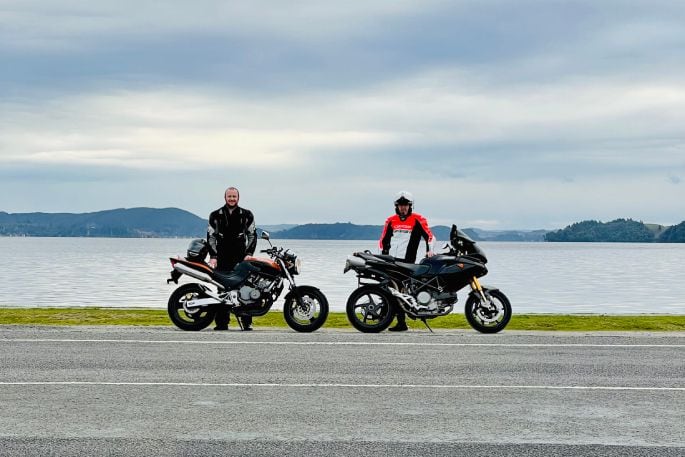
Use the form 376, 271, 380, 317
214, 308, 252, 329
215, 257, 252, 329
394, 307, 406, 324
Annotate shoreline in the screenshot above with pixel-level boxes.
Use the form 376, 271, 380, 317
1, 307, 683, 331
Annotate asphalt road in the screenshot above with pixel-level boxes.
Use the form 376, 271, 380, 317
1, 326, 683, 456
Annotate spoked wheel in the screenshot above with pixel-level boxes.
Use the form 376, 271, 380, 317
465, 289, 512, 334
346, 285, 396, 333
167, 283, 217, 331
283, 285, 329, 333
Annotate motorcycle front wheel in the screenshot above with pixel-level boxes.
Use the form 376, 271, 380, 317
465, 289, 512, 334
283, 286, 329, 333
167, 283, 217, 331
346, 285, 396, 333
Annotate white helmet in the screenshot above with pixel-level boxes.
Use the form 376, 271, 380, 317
394, 191, 414, 207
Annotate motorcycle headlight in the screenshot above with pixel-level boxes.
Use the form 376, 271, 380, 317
287, 257, 302, 275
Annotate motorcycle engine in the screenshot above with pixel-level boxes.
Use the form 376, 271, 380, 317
399, 281, 458, 315
415, 290, 439, 311
238, 285, 261, 303
416, 291, 433, 306
238, 274, 280, 304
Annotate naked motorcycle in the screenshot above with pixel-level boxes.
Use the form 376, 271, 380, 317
167, 231, 329, 332
344, 224, 512, 333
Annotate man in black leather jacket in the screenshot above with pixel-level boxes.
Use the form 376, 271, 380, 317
207, 186, 257, 330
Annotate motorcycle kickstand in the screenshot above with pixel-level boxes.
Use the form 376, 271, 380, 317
233, 311, 245, 331
420, 318, 434, 333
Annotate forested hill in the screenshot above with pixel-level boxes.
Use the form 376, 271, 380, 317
271, 223, 547, 242
0, 210, 548, 240
544, 219, 685, 242
0, 208, 207, 238
2, 209, 682, 242
271, 222, 380, 240
659, 221, 685, 242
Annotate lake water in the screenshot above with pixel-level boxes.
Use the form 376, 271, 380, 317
0, 238, 683, 314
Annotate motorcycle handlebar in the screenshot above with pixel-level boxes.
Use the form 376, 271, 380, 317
258, 246, 296, 260
260, 247, 282, 257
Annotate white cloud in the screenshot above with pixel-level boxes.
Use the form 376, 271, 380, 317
0, 89, 400, 170
2, 68, 684, 174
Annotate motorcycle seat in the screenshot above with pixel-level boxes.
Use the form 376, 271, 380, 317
213, 270, 248, 288
213, 262, 258, 289
356, 252, 431, 276
394, 262, 431, 276
356, 252, 400, 264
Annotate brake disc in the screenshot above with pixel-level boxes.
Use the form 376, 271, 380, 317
293, 296, 315, 320
476, 299, 504, 323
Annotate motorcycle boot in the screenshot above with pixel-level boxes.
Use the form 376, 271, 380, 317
388, 311, 408, 332
239, 315, 253, 331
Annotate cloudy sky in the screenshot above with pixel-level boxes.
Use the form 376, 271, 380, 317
1, 0, 683, 229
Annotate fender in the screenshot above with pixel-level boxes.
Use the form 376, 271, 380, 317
468, 285, 499, 300
284, 285, 325, 303
480, 284, 498, 292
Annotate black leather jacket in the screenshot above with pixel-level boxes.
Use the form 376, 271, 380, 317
207, 205, 257, 264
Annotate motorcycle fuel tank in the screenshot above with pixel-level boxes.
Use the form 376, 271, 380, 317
418, 254, 488, 289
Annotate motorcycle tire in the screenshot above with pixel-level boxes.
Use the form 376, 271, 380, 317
465, 289, 512, 334
283, 286, 329, 332
167, 283, 217, 331
346, 285, 396, 333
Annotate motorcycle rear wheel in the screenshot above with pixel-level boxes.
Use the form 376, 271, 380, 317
283, 285, 329, 332
465, 289, 512, 334
346, 285, 396, 333
167, 283, 217, 331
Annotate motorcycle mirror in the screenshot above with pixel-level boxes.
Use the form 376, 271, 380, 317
260, 230, 274, 247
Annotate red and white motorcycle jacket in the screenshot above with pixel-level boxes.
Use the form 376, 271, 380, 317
379, 213, 435, 263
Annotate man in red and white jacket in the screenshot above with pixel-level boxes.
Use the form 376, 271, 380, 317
379, 191, 435, 331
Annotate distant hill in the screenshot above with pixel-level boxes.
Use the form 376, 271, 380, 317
273, 222, 381, 240
259, 224, 299, 233
466, 227, 549, 242
272, 223, 548, 242
658, 221, 685, 243
0, 208, 206, 238
0, 209, 550, 240
3, 209, 680, 242
544, 219, 685, 242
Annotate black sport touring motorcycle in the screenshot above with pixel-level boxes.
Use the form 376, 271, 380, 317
167, 231, 329, 332
344, 225, 512, 333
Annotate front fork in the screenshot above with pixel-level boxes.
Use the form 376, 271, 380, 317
277, 258, 303, 307
277, 258, 297, 292
470, 276, 489, 304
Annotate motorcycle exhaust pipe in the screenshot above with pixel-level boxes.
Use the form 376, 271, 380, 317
174, 263, 224, 289
388, 287, 450, 317
388, 287, 418, 310
344, 255, 367, 273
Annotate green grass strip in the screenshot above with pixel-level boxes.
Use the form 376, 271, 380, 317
0, 308, 684, 331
